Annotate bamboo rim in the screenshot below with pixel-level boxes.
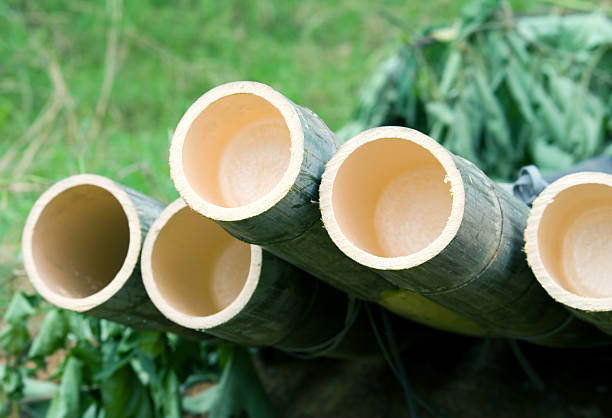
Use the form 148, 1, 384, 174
141, 199, 263, 330
319, 126, 465, 271
22, 174, 142, 312
525, 172, 612, 312
169, 81, 304, 222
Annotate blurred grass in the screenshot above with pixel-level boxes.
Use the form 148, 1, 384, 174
0, 0, 537, 307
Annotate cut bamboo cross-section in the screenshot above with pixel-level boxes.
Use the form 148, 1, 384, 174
169, 81, 484, 337
141, 199, 384, 357
22, 174, 201, 339
319, 127, 609, 347
525, 172, 612, 336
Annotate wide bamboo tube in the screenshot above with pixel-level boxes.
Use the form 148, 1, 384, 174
525, 172, 612, 336
319, 127, 608, 347
169, 81, 484, 336
22, 174, 201, 338
141, 199, 383, 357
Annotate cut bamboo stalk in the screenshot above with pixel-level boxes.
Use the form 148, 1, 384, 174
525, 172, 612, 336
141, 199, 385, 356
319, 127, 609, 347
22, 174, 202, 339
169, 81, 484, 337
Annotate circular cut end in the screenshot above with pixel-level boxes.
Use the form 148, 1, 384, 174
169, 81, 304, 221
22, 174, 141, 312
141, 199, 261, 329
320, 127, 464, 270
526, 172, 612, 310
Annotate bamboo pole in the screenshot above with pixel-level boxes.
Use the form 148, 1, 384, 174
21, 174, 202, 339
141, 199, 389, 357
319, 127, 609, 347
525, 172, 612, 336
169, 81, 484, 336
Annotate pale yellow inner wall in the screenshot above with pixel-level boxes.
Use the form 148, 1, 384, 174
151, 207, 251, 316
332, 138, 452, 258
182, 93, 291, 208
31, 185, 130, 298
538, 184, 612, 298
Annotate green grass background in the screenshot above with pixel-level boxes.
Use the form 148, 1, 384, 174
0, 0, 539, 307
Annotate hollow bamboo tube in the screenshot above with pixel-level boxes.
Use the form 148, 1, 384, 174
319, 127, 608, 347
525, 172, 612, 336
141, 199, 384, 357
22, 174, 202, 338
169, 81, 484, 336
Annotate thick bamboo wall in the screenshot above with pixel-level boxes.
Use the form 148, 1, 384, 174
526, 172, 612, 336
319, 127, 608, 347
22, 174, 201, 339
141, 199, 383, 357
169, 81, 484, 336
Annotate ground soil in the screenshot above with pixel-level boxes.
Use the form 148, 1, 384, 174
255, 331, 612, 418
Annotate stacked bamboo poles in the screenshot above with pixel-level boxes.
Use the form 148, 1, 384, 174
525, 172, 612, 336
169, 81, 485, 336
21, 174, 201, 339
140, 199, 381, 357
319, 127, 608, 347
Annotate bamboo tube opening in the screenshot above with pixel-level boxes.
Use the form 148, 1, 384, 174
142, 200, 261, 329
22, 175, 141, 311
526, 173, 612, 306
320, 127, 464, 270
170, 81, 304, 221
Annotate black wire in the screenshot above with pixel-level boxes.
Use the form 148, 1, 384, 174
378, 307, 451, 418
508, 339, 545, 392
281, 296, 361, 359
365, 304, 418, 418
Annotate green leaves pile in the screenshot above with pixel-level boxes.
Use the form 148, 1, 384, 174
338, 0, 612, 180
0, 292, 274, 418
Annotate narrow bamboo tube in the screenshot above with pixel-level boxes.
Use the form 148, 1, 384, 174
319, 127, 608, 347
141, 199, 381, 357
169, 81, 484, 336
525, 172, 612, 336
22, 174, 201, 338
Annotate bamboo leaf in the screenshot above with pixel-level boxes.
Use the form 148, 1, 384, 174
473, 69, 512, 153
81, 403, 99, 418
100, 365, 153, 418
46, 357, 83, 418
0, 323, 31, 355
208, 346, 276, 418
449, 106, 477, 163
530, 138, 575, 172
22, 378, 58, 400
505, 60, 535, 122
439, 49, 462, 96
95, 341, 134, 381
29, 309, 67, 358
3, 292, 35, 324
66, 312, 98, 341
426, 101, 455, 125
0, 364, 23, 396
532, 84, 565, 146
160, 369, 181, 418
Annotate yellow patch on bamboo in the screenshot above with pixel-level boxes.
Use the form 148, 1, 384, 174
379, 289, 486, 336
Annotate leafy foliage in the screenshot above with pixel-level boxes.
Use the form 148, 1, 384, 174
0, 291, 278, 418
183, 345, 276, 418
338, 0, 612, 180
